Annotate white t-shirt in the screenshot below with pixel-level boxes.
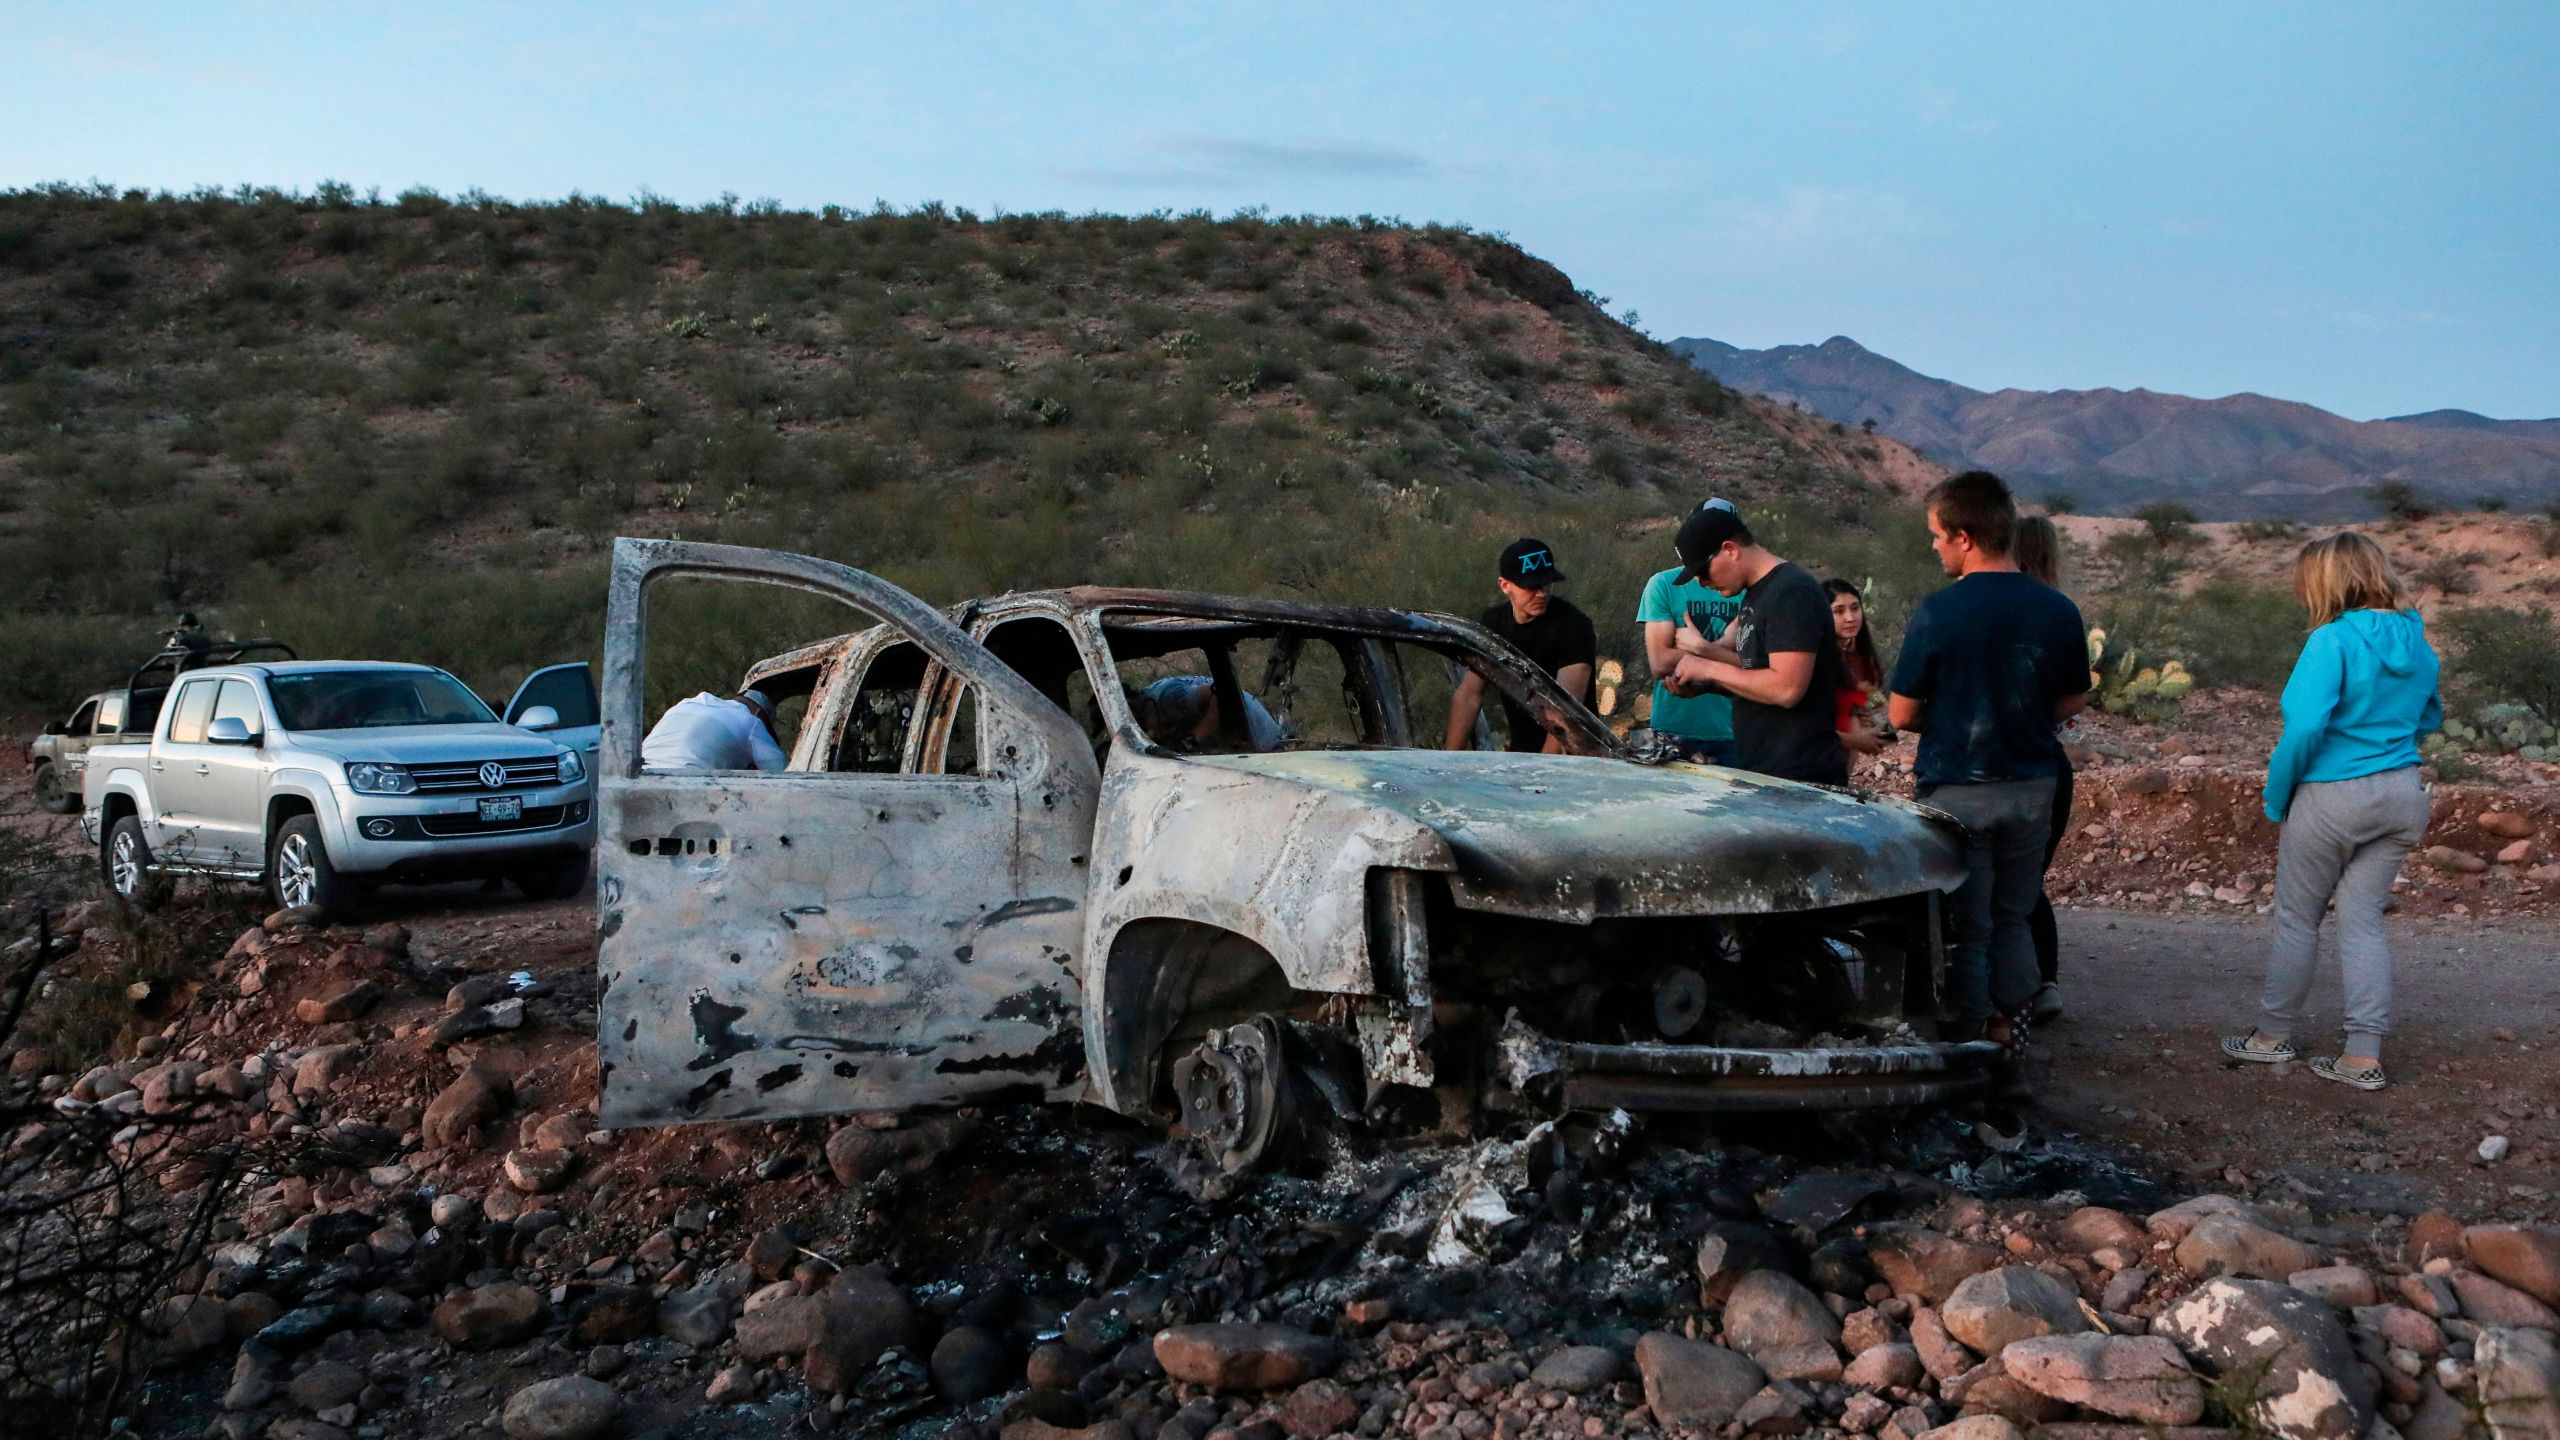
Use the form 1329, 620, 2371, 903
641, 693, 788, 773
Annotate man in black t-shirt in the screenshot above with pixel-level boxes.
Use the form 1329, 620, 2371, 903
1445, 538, 1597, 753
1663, 504, 1849, 785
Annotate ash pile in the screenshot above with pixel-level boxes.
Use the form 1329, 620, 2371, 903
6, 909, 2560, 1440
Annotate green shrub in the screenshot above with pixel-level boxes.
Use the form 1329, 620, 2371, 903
2438, 605, 2560, 732
2134, 501, 2199, 545
2367, 479, 2434, 522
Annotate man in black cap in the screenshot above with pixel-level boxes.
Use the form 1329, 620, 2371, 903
1445, 537, 1596, 753
168, 612, 213, 672
1664, 503, 1849, 786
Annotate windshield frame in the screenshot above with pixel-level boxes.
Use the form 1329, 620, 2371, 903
267, 668, 500, 733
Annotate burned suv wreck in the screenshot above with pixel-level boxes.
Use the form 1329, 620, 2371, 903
597, 540, 1990, 1173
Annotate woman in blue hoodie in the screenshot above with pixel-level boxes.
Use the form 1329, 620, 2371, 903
2222, 533, 2440, 1090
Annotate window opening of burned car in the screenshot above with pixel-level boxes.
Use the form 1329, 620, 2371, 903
827, 641, 927, 774
1094, 610, 1576, 754
980, 618, 1107, 760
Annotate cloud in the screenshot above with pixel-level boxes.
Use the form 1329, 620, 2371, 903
1715, 185, 1943, 253
1066, 135, 1434, 188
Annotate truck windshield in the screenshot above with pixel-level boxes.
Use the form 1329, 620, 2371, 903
269, 671, 497, 731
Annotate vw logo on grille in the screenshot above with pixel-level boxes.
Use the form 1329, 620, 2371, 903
478, 762, 508, 789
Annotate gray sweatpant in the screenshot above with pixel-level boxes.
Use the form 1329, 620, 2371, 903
2260, 765, 2428, 1055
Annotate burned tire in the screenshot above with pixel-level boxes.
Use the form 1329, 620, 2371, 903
32, 761, 76, 815
511, 850, 590, 902
268, 816, 353, 922
103, 815, 171, 911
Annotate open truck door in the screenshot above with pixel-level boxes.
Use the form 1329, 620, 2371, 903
506, 663, 602, 756
596, 539, 1102, 1127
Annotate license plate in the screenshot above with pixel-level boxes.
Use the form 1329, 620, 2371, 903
477, 796, 524, 823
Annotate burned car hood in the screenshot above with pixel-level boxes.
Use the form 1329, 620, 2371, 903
1187, 749, 1964, 921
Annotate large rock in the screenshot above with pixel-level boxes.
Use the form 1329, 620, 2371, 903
2155, 1278, 2374, 1440
1698, 1223, 1796, 1305
2477, 1327, 2560, 1440
1531, 1345, 1622, 1393
288, 1360, 366, 1411
1942, 1267, 2090, 1356
434, 1282, 547, 1350
2288, 1267, 2379, 1308
422, 1065, 512, 1150
503, 1147, 576, 1195
291, 1045, 360, 1099
1724, 1270, 1845, 1356
2455, 1271, 2560, 1331
1916, 1420, 2024, 1440
932, 1325, 1014, 1402
802, 1266, 918, 1394
1635, 1332, 1767, 1430
733, 1294, 827, 1363
501, 1376, 619, 1440
2147, 1196, 2267, 1244
2469, 1228, 2560, 1309
1155, 1324, 1336, 1390
1913, 1306, 1978, 1380
2002, 1333, 2206, 1425
1871, 1227, 2002, 1304
824, 1114, 982, 1186
1845, 1343, 1924, 1391
1947, 1355, 2071, 1426
572, 1286, 656, 1345
1278, 1379, 1359, 1439
296, 979, 385, 1025
2177, 1213, 2323, 1280
2060, 1208, 2151, 1256
657, 1283, 737, 1349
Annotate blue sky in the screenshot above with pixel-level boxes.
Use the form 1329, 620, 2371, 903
10, 2, 2555, 420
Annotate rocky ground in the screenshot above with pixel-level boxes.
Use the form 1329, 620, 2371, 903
3, 875, 2556, 1440
5, 708, 2559, 1440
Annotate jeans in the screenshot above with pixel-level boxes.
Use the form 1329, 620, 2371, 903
2260, 765, 2428, 1056
2027, 761, 2076, 985
1921, 777, 2057, 1033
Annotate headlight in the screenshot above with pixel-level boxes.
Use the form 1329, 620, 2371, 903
556, 750, 585, 784
345, 762, 416, 795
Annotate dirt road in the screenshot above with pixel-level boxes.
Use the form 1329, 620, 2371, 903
2033, 906, 2559, 1219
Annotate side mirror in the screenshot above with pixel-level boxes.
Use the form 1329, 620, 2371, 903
516, 705, 562, 731
206, 717, 260, 746
42, 720, 65, 735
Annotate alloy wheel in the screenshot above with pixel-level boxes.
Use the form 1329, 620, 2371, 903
276, 834, 317, 908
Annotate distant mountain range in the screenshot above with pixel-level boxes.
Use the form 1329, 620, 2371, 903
1671, 335, 2560, 519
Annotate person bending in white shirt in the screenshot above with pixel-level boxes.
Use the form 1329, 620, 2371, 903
640, 689, 789, 773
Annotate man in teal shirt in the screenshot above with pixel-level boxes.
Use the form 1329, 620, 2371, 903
1638, 499, 1746, 764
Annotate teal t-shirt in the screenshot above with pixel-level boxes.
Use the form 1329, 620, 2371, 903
1637, 567, 1744, 742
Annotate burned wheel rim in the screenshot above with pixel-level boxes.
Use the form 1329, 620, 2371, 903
110, 829, 145, 898
275, 833, 318, 908
1170, 1016, 1296, 1176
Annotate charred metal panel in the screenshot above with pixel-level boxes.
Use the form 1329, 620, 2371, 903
1356, 868, 1434, 1089
597, 539, 1100, 1128
1081, 748, 1454, 1113
1180, 750, 1965, 921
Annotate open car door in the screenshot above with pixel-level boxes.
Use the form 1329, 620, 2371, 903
596, 539, 1102, 1127
506, 663, 602, 756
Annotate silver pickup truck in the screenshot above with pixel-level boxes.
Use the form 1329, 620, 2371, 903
82, 660, 595, 919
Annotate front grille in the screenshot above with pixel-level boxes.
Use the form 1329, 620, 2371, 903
416, 804, 573, 837
410, 757, 560, 793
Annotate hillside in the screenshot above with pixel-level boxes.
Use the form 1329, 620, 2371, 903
1674, 334, 2560, 521
0, 187, 1935, 713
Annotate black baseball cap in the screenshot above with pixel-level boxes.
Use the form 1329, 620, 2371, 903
1673, 499, 1749, 584
1499, 537, 1565, 588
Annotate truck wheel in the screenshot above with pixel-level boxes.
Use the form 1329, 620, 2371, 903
268, 816, 353, 922
103, 815, 171, 910
33, 762, 77, 815
511, 850, 591, 902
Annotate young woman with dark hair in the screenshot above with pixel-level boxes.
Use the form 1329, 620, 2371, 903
1824, 579, 1890, 757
